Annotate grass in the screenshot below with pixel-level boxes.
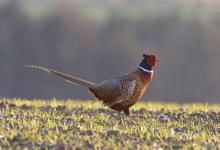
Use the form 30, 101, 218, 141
0, 98, 220, 149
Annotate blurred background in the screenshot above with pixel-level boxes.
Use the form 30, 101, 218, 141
0, 0, 220, 102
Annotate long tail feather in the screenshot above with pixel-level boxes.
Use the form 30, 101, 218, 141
24, 65, 97, 89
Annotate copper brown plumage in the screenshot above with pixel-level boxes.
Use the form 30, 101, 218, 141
25, 54, 158, 115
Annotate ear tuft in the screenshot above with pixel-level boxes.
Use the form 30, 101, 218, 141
143, 54, 149, 58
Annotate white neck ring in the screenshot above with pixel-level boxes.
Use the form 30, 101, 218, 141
138, 66, 153, 73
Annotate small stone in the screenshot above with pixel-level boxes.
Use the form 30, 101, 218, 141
159, 115, 171, 123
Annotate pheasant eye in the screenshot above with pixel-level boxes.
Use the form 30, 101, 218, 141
149, 55, 156, 61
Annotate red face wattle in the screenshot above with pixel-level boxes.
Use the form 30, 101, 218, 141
143, 54, 158, 67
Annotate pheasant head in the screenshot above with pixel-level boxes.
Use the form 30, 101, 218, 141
138, 54, 159, 73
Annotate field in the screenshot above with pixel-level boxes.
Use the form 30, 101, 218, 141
0, 98, 220, 149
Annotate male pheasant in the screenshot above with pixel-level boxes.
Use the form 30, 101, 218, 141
25, 54, 158, 115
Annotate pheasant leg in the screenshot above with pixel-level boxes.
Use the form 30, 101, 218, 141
119, 112, 125, 125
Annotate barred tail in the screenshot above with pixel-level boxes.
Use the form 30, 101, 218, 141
24, 65, 97, 89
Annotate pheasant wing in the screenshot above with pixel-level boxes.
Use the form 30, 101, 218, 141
94, 74, 137, 106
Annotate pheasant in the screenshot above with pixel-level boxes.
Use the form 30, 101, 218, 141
25, 54, 158, 116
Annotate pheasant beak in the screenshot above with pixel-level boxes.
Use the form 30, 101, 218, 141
156, 59, 160, 62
